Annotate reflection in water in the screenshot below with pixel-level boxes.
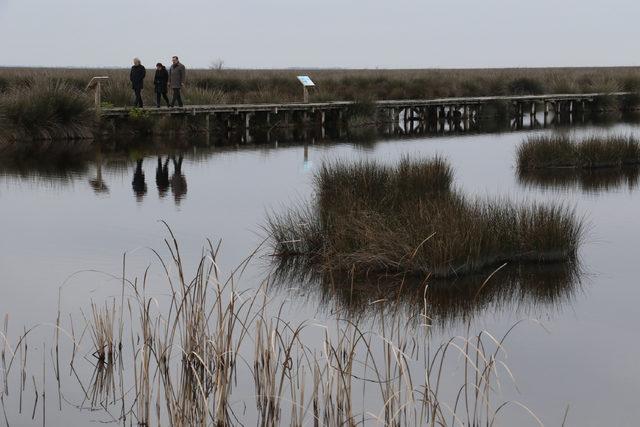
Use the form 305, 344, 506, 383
89, 158, 109, 194
170, 156, 187, 205
131, 159, 147, 202
518, 166, 640, 193
155, 157, 170, 198
273, 260, 583, 329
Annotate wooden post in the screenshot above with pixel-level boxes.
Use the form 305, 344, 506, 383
303, 86, 309, 103
86, 76, 109, 119
95, 82, 102, 115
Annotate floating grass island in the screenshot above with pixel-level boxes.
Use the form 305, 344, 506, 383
517, 134, 640, 170
268, 157, 583, 278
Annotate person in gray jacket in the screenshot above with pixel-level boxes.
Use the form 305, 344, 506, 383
169, 56, 186, 107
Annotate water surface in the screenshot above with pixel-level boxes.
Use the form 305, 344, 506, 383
2, 123, 640, 425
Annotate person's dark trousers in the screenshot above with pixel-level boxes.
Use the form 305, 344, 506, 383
171, 88, 183, 107
134, 88, 143, 108
156, 91, 170, 108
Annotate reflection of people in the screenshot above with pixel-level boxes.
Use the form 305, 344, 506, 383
132, 158, 147, 202
170, 156, 187, 204
169, 56, 186, 107
154, 63, 170, 108
130, 58, 146, 108
155, 157, 170, 198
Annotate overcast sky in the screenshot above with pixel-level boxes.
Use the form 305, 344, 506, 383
0, 0, 638, 69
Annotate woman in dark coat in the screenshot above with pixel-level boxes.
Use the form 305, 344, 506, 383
154, 63, 170, 108
130, 58, 146, 108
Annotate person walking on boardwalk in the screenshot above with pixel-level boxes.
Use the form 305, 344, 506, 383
154, 63, 170, 108
130, 58, 146, 108
169, 56, 186, 107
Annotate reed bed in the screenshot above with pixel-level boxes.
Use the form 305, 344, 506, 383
0, 230, 544, 426
517, 134, 640, 170
268, 157, 583, 278
1, 66, 638, 107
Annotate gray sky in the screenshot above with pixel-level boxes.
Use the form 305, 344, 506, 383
1, 0, 638, 69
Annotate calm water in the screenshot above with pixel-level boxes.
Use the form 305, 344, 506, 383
2, 122, 640, 426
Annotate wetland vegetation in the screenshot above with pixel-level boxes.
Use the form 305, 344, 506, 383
517, 134, 640, 170
0, 232, 544, 426
268, 157, 583, 278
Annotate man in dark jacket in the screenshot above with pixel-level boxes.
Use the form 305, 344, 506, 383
130, 58, 146, 108
169, 56, 186, 107
154, 63, 170, 108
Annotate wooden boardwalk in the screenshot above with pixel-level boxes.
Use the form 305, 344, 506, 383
100, 92, 634, 133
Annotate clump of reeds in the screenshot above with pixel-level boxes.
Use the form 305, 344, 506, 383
517, 134, 640, 170
86, 301, 117, 364
268, 157, 582, 278
0, 80, 93, 141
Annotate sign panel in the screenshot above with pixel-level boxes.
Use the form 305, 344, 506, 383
297, 76, 315, 87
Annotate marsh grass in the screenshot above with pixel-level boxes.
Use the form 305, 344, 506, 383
0, 80, 93, 140
0, 229, 545, 426
517, 134, 640, 170
269, 157, 582, 278
1, 66, 638, 107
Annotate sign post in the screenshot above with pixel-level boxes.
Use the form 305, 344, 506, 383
297, 76, 315, 103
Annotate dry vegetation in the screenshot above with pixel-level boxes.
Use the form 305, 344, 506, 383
268, 157, 583, 279
0, 231, 546, 426
517, 134, 640, 170
1, 66, 640, 106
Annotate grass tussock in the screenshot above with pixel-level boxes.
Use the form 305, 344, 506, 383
268, 157, 582, 278
517, 134, 640, 170
0, 80, 93, 141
